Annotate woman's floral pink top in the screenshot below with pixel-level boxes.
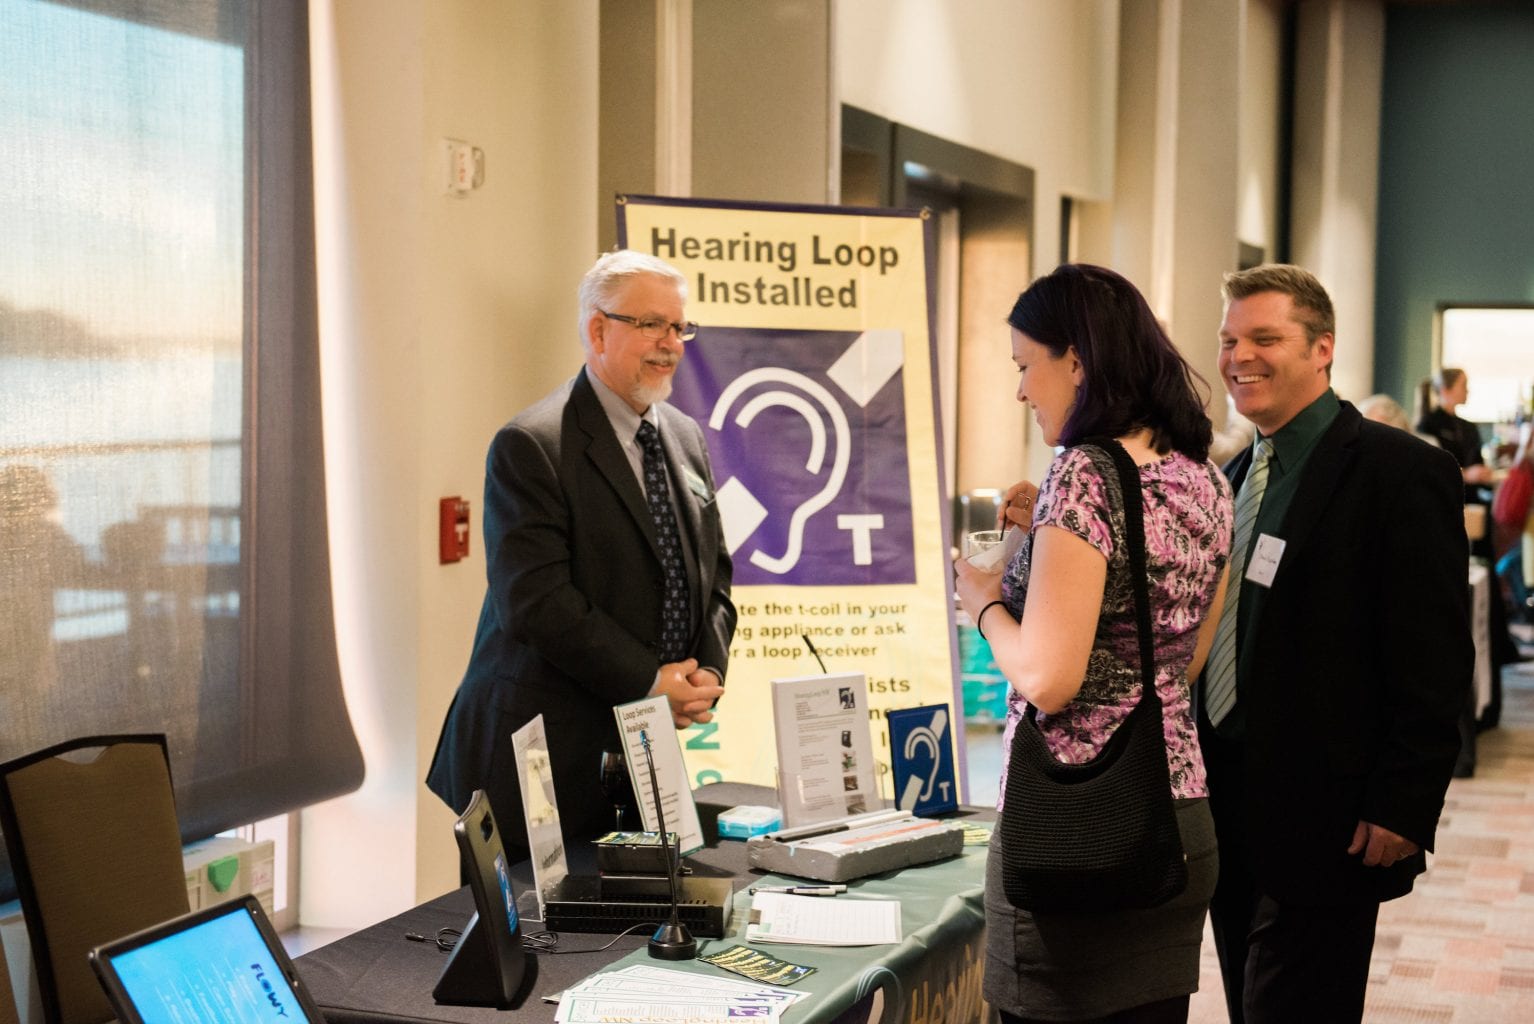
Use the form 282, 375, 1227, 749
996, 444, 1233, 805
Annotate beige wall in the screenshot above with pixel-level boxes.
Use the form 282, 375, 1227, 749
836, 0, 1118, 484
305, 0, 1130, 924
597, 0, 836, 246
305, 0, 599, 925
299, 0, 1384, 927
837, 0, 1119, 272
693, 0, 835, 204
832, 0, 1306, 451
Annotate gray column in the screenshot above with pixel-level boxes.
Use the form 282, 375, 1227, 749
599, 0, 834, 252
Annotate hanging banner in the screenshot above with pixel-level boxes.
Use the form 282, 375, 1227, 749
617, 195, 962, 799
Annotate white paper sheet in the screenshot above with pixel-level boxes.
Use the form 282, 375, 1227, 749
554, 965, 802, 1023
556, 994, 781, 1023
744, 892, 902, 946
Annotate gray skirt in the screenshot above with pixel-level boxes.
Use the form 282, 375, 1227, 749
983, 797, 1218, 1021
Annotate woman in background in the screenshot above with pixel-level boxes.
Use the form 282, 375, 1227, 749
1417, 367, 1520, 722
953, 265, 1233, 1023
1383, 379, 1497, 768
1416, 368, 1492, 486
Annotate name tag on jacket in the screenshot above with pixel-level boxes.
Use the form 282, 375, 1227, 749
683, 466, 712, 500
1246, 533, 1286, 588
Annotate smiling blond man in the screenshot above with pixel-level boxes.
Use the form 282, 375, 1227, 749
1197, 264, 1471, 1023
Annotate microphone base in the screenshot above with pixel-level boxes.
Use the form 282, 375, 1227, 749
647, 922, 697, 961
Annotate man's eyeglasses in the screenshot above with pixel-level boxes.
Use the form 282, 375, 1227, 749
600, 310, 699, 342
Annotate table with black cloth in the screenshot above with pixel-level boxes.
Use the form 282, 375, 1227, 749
295, 783, 992, 1023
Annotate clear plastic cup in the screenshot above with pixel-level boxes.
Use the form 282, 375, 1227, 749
963, 530, 1006, 572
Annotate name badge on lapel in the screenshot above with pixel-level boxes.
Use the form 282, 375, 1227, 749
1245, 533, 1285, 588
683, 466, 712, 501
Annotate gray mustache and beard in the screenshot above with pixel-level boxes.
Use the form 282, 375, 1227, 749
628, 353, 679, 409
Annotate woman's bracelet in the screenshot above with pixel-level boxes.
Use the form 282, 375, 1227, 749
975, 600, 1008, 640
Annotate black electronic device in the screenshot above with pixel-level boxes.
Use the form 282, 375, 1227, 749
89, 895, 327, 1024
542, 733, 735, 940
599, 871, 675, 901
542, 874, 734, 936
433, 790, 533, 1009
593, 829, 676, 875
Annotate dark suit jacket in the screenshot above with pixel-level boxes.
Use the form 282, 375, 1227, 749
1221, 401, 1470, 905
427, 368, 735, 856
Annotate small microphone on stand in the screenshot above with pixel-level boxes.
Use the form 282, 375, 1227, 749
639, 729, 695, 960
802, 633, 828, 674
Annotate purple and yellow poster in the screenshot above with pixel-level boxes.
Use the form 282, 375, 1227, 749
617, 195, 962, 798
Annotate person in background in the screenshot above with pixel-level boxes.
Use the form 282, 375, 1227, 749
955, 264, 1232, 1023
427, 250, 735, 862
0, 465, 85, 739
1200, 265, 1470, 1023
1361, 392, 1448, 452
1495, 421, 1534, 621
1416, 369, 1521, 714
1362, 391, 1484, 775
1415, 368, 1492, 486
1357, 392, 1413, 433
1209, 400, 1256, 467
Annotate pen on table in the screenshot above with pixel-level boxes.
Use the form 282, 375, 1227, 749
749, 884, 846, 896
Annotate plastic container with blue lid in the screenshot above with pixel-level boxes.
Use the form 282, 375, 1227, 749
716, 805, 781, 840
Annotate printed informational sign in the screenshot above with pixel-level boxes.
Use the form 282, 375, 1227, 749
770, 673, 879, 827
617, 195, 961, 797
887, 704, 959, 816
512, 715, 567, 918
614, 696, 706, 855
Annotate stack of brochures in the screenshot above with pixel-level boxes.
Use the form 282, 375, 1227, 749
555, 964, 806, 1023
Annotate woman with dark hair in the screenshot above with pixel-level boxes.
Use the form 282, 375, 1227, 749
954, 264, 1233, 1023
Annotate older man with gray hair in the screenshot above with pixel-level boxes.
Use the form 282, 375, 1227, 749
428, 250, 735, 861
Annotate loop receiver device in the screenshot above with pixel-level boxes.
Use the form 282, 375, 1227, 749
746, 809, 964, 883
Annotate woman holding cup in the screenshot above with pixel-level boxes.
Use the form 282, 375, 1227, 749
954, 264, 1233, 1023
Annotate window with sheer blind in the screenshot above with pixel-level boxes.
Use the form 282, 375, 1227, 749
0, 0, 362, 900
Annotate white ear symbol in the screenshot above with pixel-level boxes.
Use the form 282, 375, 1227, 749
709, 368, 850, 575
898, 708, 949, 808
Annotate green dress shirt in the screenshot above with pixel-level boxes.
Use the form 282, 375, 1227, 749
1221, 388, 1341, 739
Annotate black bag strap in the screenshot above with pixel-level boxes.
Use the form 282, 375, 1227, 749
1025, 437, 1158, 717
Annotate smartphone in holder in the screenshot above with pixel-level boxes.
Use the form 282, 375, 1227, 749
433, 789, 533, 1008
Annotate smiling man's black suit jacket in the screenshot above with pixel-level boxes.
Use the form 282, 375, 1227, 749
427, 368, 736, 858
1210, 400, 1470, 906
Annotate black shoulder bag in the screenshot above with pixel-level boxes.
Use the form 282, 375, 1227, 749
999, 438, 1189, 914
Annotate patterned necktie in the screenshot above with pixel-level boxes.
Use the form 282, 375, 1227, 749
1204, 437, 1275, 727
636, 421, 691, 663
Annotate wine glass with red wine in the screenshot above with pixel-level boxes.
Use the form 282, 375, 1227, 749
598, 750, 630, 833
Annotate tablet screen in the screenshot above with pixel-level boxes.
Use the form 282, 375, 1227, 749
102, 903, 316, 1024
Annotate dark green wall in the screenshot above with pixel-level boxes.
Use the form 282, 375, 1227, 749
1374, 4, 1534, 405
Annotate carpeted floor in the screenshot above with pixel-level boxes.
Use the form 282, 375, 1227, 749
1186, 656, 1534, 1023
1355, 657, 1534, 1022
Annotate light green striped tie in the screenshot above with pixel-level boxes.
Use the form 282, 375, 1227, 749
1204, 437, 1274, 727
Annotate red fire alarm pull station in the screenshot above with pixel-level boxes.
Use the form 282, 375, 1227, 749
439, 497, 470, 564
